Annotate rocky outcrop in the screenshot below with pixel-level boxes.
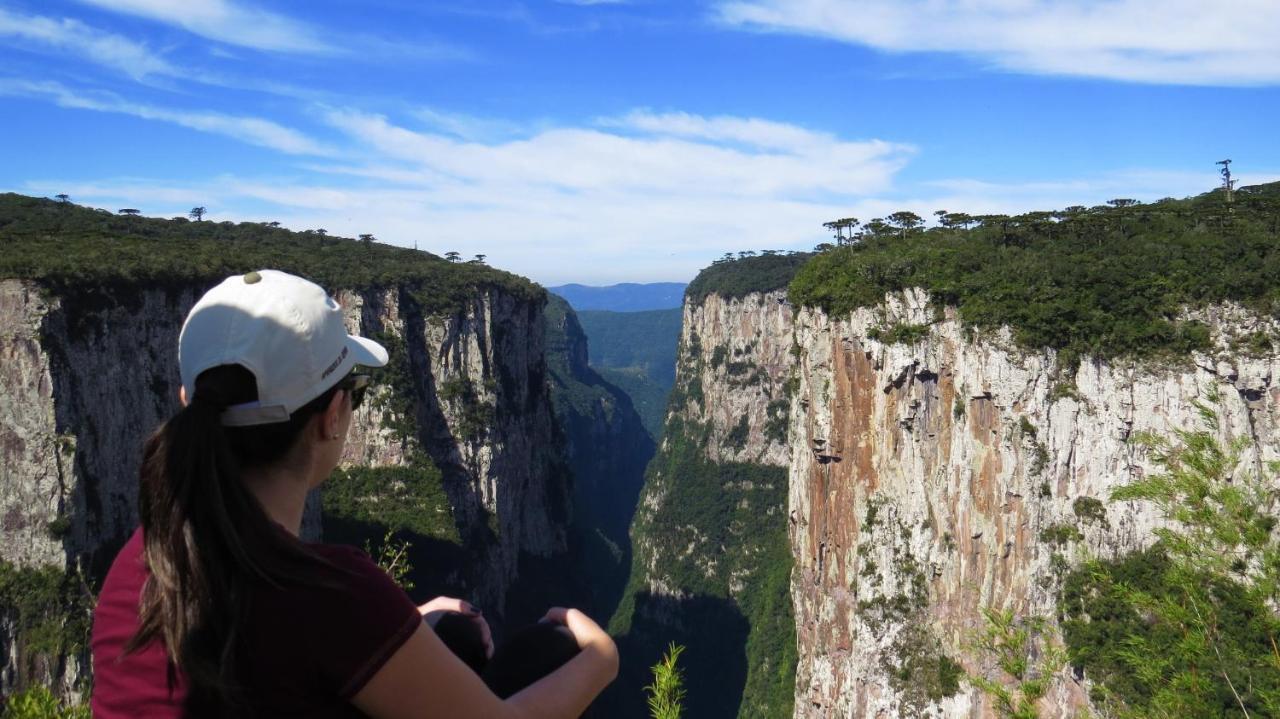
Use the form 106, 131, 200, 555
1, 281, 202, 571
641, 279, 1279, 718
0, 277, 574, 697
673, 290, 796, 465
787, 288, 1280, 717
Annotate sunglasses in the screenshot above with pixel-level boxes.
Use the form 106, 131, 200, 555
338, 373, 371, 410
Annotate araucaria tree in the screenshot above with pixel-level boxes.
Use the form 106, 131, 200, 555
887, 211, 924, 240
822, 217, 860, 245
189, 206, 206, 221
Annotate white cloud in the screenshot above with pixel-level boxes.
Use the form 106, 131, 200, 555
413, 107, 526, 142
20, 109, 911, 283
715, 0, 1280, 85
18, 104, 1264, 284
324, 107, 911, 199
0, 79, 334, 156
75, 0, 332, 53
0, 6, 177, 79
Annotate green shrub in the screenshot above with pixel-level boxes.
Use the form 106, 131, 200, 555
763, 399, 789, 445
710, 345, 728, 370
1017, 416, 1037, 439
1038, 523, 1082, 546
868, 323, 930, 345
967, 608, 1066, 719
1071, 497, 1107, 527
0, 562, 94, 664
322, 460, 459, 544
1, 686, 88, 719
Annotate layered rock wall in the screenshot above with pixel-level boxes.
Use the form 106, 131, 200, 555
787, 288, 1280, 717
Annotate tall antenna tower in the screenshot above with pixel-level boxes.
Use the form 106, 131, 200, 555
1217, 159, 1235, 204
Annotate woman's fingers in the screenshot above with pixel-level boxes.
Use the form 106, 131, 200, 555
419, 596, 483, 629
418, 596, 481, 616
542, 606, 569, 624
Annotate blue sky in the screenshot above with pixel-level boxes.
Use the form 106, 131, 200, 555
1, 0, 1277, 285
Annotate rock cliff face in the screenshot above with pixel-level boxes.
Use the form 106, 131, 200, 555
644, 278, 1278, 718
613, 288, 797, 719
0, 277, 574, 696
544, 296, 651, 549
337, 286, 569, 609
787, 289, 1280, 717
672, 291, 796, 466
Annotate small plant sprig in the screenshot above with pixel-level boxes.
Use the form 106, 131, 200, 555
646, 643, 687, 719
365, 529, 415, 592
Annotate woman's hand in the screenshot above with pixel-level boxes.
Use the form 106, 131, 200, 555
419, 596, 492, 659
541, 607, 618, 677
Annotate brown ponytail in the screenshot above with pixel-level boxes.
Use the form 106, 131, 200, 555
128, 364, 344, 716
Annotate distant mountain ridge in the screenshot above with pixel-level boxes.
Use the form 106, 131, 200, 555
548, 282, 687, 312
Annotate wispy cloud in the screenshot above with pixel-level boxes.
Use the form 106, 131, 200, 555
413, 107, 526, 141
75, 0, 333, 53
0, 79, 334, 156
14, 94, 1257, 283
0, 6, 176, 80
715, 0, 1280, 86
324, 107, 911, 198
28, 108, 909, 282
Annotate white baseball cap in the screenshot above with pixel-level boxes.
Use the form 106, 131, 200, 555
178, 270, 388, 426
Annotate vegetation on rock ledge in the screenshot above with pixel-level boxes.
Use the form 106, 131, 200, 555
791, 183, 1280, 363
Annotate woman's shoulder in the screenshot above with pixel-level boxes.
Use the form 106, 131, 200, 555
256, 538, 419, 627
246, 540, 424, 701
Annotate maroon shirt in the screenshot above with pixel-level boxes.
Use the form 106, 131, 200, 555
92, 528, 422, 717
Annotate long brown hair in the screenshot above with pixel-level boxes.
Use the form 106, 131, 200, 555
128, 364, 344, 716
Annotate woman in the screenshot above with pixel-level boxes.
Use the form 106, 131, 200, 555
91, 270, 618, 718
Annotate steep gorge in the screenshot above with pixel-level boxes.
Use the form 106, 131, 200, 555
610, 281, 799, 718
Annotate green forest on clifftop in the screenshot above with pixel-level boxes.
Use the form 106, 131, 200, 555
0, 193, 541, 314
790, 183, 1280, 365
